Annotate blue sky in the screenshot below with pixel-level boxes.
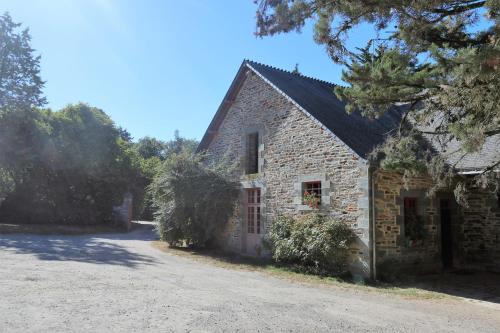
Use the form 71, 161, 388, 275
1, 0, 377, 141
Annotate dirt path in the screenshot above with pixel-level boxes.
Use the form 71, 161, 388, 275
0, 222, 499, 332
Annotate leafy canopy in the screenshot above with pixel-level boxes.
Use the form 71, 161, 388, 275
256, 0, 500, 200
132, 131, 199, 220
0, 103, 141, 225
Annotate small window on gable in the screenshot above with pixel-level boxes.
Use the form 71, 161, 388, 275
303, 181, 322, 208
404, 197, 423, 244
246, 132, 259, 174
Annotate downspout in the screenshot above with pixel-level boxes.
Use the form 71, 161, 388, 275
369, 165, 377, 281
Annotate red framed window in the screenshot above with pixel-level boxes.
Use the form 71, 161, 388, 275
247, 188, 261, 234
304, 181, 321, 198
404, 197, 419, 239
303, 181, 322, 207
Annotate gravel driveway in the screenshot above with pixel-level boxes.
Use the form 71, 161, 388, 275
0, 222, 499, 333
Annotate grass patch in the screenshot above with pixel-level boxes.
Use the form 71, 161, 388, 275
151, 241, 448, 301
0, 222, 135, 235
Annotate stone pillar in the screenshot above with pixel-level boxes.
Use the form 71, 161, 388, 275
113, 192, 133, 230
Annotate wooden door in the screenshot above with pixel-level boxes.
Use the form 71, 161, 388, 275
440, 199, 454, 268
245, 188, 262, 255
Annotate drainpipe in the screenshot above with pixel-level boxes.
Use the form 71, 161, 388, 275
369, 165, 378, 281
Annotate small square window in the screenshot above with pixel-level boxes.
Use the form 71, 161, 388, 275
303, 181, 321, 208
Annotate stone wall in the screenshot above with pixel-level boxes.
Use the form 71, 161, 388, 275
373, 170, 441, 276
113, 192, 133, 231
374, 170, 500, 275
461, 187, 500, 272
205, 70, 371, 277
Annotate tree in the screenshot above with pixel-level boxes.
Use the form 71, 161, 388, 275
132, 132, 199, 220
0, 13, 46, 202
150, 152, 239, 247
0, 103, 141, 225
0, 12, 46, 110
255, 1, 499, 201
135, 136, 167, 160
164, 130, 198, 156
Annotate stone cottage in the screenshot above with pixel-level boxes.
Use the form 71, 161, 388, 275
197, 60, 500, 279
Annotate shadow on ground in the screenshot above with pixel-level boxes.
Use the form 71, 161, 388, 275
161, 245, 500, 304
0, 222, 158, 268
384, 270, 500, 304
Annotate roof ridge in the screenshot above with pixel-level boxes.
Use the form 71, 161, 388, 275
243, 59, 336, 87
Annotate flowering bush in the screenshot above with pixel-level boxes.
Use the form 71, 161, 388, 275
303, 190, 320, 209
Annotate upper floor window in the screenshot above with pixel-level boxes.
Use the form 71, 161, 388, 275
246, 132, 259, 174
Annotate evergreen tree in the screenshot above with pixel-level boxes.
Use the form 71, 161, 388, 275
255, 0, 499, 201
0, 12, 46, 202
0, 12, 46, 110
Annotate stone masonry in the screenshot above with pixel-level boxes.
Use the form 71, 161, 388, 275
373, 170, 441, 275
461, 187, 500, 272
202, 64, 500, 278
205, 70, 371, 277
374, 170, 500, 275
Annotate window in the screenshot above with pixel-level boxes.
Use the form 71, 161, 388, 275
303, 181, 321, 208
247, 188, 261, 234
404, 197, 423, 244
246, 132, 259, 174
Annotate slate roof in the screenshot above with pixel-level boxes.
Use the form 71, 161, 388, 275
244, 60, 403, 158
198, 60, 402, 159
427, 134, 500, 173
198, 60, 498, 171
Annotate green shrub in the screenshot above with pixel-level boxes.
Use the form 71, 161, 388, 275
0, 104, 140, 225
265, 213, 355, 276
150, 152, 239, 248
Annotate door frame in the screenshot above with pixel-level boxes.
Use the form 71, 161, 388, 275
438, 195, 457, 269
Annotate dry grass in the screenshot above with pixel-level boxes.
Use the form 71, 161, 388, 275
151, 241, 449, 301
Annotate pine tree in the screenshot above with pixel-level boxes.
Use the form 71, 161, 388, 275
0, 12, 46, 110
255, 0, 499, 201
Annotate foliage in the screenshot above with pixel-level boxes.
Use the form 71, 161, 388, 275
132, 131, 198, 220
265, 214, 355, 276
135, 136, 167, 160
0, 13, 46, 199
404, 213, 426, 247
0, 13, 173, 226
302, 190, 320, 209
0, 104, 139, 225
0, 12, 46, 110
255, 0, 500, 202
150, 152, 239, 248
164, 130, 199, 157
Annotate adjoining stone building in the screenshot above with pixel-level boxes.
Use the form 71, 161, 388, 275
198, 60, 500, 279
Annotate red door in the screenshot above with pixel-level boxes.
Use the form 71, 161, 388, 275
246, 188, 262, 255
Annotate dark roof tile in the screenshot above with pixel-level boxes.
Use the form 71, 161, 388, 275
244, 60, 402, 158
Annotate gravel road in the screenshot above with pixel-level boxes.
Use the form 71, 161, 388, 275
0, 222, 499, 333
